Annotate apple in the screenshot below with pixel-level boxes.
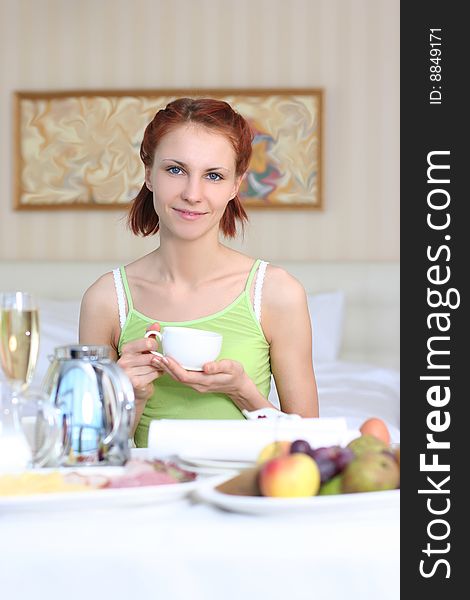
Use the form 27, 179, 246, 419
256, 440, 291, 465
258, 453, 320, 498
359, 417, 391, 445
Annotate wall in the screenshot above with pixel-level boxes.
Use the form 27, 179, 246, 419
0, 0, 399, 264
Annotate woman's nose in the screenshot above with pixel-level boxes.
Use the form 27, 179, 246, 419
182, 176, 202, 203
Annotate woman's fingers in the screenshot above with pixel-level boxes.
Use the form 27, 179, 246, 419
154, 357, 242, 393
117, 331, 165, 398
124, 367, 162, 395
118, 352, 159, 369
202, 359, 237, 374
121, 337, 158, 356
153, 356, 194, 382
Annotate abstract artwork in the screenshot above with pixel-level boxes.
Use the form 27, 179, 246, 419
14, 89, 322, 210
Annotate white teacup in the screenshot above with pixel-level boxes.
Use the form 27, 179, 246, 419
145, 327, 223, 371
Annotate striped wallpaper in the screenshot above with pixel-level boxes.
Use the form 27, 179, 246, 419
0, 0, 399, 263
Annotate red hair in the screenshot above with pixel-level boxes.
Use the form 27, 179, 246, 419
128, 97, 252, 238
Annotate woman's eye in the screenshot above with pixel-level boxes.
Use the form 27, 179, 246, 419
207, 172, 222, 181
167, 166, 183, 175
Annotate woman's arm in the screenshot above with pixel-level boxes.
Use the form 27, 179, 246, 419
79, 274, 120, 358
79, 274, 162, 435
261, 266, 319, 417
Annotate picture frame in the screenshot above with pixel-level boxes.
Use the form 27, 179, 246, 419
14, 88, 323, 210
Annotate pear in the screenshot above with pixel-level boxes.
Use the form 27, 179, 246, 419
347, 434, 389, 457
342, 451, 400, 493
393, 445, 400, 466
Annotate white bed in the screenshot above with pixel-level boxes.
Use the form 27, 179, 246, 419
2, 259, 400, 442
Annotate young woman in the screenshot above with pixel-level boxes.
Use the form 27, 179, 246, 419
79, 98, 318, 446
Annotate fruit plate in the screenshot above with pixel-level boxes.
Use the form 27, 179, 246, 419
193, 475, 400, 516
0, 466, 203, 513
177, 455, 254, 471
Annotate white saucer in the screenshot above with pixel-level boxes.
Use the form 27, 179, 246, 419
178, 455, 254, 471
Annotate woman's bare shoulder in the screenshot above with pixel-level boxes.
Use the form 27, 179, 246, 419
262, 264, 308, 310
81, 271, 117, 309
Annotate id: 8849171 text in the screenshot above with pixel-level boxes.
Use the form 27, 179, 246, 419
429, 28, 442, 105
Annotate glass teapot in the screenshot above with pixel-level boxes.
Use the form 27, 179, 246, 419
42, 345, 135, 466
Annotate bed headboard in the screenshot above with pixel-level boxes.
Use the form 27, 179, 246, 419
0, 260, 399, 369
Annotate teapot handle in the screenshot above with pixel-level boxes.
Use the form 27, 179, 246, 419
93, 361, 136, 450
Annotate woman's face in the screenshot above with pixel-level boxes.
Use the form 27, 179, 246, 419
145, 123, 242, 240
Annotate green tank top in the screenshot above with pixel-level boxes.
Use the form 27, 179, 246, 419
117, 259, 271, 447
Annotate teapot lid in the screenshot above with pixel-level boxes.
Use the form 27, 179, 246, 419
53, 345, 111, 360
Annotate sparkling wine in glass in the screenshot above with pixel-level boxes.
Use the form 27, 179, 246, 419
0, 292, 40, 393
0, 292, 40, 470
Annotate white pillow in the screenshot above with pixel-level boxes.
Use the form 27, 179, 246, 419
267, 291, 345, 407
33, 298, 81, 388
307, 291, 345, 363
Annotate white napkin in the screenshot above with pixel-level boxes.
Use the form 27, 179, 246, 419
242, 408, 302, 420
147, 418, 360, 462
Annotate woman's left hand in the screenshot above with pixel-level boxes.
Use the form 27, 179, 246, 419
151, 356, 272, 411
152, 356, 244, 395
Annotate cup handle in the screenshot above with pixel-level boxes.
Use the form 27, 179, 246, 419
144, 329, 164, 358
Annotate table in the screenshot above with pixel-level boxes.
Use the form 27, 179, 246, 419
0, 480, 399, 600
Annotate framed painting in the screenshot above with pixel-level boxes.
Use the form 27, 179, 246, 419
14, 88, 323, 210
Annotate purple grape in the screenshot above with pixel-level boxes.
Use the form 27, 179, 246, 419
310, 447, 332, 462
315, 457, 339, 483
311, 445, 341, 462
328, 446, 342, 460
335, 447, 355, 471
290, 439, 312, 455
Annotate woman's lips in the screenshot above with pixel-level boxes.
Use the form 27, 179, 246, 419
173, 208, 208, 220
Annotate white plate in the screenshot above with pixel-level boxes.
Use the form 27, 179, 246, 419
178, 454, 254, 471
193, 475, 400, 516
0, 466, 201, 512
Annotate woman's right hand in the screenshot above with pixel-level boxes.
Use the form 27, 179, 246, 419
117, 324, 163, 429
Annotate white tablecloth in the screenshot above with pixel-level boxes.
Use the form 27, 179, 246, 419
0, 464, 399, 600
0, 502, 400, 600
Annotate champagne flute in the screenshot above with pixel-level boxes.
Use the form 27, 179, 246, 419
0, 292, 40, 470
0, 293, 61, 469
0, 292, 40, 395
